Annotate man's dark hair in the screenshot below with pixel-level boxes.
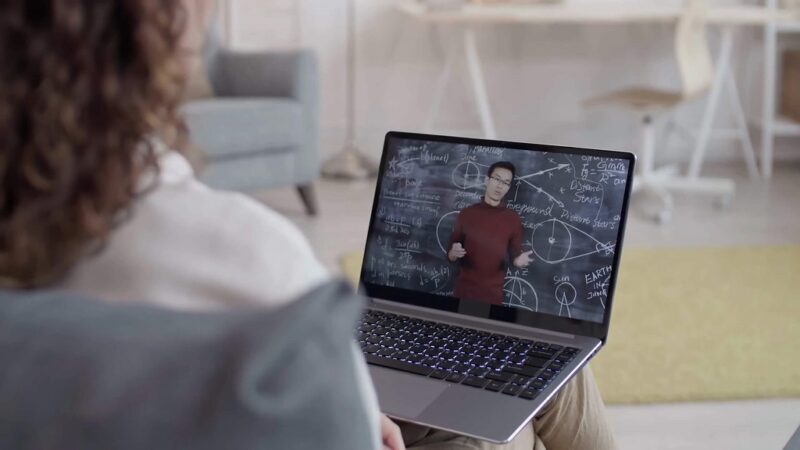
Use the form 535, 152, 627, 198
488, 161, 516, 180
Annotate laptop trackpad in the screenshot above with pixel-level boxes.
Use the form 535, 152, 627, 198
369, 366, 447, 419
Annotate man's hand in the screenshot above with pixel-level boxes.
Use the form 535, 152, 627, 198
513, 250, 534, 268
380, 414, 405, 450
448, 242, 467, 262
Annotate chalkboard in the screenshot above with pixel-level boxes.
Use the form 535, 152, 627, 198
362, 136, 631, 323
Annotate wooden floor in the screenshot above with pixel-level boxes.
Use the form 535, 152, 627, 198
255, 161, 800, 449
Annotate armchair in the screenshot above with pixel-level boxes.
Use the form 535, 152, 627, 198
182, 39, 320, 215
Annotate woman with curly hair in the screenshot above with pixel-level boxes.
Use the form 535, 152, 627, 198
0, 1, 615, 449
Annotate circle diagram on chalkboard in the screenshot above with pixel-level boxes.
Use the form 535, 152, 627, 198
554, 281, 577, 318
532, 218, 615, 264
435, 210, 460, 255
503, 274, 538, 311
451, 160, 487, 190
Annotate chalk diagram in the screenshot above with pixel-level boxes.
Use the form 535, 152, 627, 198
451, 160, 489, 189
554, 281, 577, 318
531, 218, 615, 264
504, 272, 538, 312
435, 211, 460, 255
509, 164, 571, 208
386, 156, 420, 179
449, 159, 573, 209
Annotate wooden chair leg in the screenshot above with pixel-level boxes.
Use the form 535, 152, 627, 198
296, 184, 318, 216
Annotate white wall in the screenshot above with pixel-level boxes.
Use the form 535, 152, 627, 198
229, 0, 795, 168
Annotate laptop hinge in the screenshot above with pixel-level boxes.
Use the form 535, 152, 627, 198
368, 299, 582, 342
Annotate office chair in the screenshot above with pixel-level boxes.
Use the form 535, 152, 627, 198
586, 0, 755, 223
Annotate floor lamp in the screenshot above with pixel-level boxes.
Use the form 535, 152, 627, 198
322, 0, 378, 179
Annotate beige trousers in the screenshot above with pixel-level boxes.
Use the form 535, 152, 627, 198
400, 366, 616, 450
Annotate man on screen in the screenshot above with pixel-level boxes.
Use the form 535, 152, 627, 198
448, 161, 534, 305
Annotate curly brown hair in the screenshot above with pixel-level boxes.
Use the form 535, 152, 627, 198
0, 0, 188, 288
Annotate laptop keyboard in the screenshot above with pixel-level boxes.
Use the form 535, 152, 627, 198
356, 310, 580, 401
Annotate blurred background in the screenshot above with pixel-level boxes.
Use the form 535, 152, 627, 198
182, 1, 800, 448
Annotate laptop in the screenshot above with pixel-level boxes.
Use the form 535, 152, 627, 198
356, 131, 635, 443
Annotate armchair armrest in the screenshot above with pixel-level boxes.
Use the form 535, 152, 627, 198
209, 48, 317, 104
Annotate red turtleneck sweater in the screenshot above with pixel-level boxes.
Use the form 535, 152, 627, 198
448, 200, 524, 304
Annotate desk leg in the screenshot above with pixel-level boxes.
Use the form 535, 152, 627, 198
425, 26, 457, 133
463, 27, 497, 139
688, 26, 732, 179
761, 19, 777, 180
725, 69, 760, 179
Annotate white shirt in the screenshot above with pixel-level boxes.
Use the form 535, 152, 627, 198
57, 149, 381, 449
61, 150, 328, 310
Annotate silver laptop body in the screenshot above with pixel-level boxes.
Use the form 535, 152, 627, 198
358, 132, 635, 444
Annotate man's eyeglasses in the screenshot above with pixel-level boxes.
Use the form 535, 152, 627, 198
489, 175, 512, 187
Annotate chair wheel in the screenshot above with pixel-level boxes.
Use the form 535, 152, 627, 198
715, 192, 733, 209
656, 209, 671, 225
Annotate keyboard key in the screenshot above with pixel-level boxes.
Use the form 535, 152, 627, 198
502, 384, 522, 396
462, 376, 490, 388
471, 357, 489, 367
513, 375, 532, 386
523, 356, 550, 368
446, 372, 467, 383
526, 350, 554, 360
454, 363, 472, 373
406, 354, 424, 364
376, 347, 397, 358
519, 388, 539, 400
430, 370, 448, 379
486, 381, 506, 392
454, 353, 472, 364
486, 371, 514, 383
562, 347, 579, 356
438, 360, 457, 370
487, 360, 506, 371
468, 367, 489, 377
365, 354, 433, 376
502, 364, 540, 378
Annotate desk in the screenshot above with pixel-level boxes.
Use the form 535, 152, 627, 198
398, 2, 788, 25
396, 1, 799, 180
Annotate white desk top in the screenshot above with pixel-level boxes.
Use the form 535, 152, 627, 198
397, 1, 800, 26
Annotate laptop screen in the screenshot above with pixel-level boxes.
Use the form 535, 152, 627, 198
360, 132, 634, 337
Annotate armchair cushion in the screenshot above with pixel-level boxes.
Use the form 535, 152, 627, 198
209, 49, 316, 102
182, 98, 303, 158
0, 280, 375, 450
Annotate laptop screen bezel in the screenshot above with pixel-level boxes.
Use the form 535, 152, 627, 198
358, 131, 636, 343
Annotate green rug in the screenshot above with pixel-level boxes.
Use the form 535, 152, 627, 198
341, 246, 800, 405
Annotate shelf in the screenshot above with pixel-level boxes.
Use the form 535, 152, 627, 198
776, 21, 800, 33
773, 115, 800, 136
749, 115, 800, 136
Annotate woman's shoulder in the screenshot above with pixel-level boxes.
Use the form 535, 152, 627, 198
63, 151, 329, 310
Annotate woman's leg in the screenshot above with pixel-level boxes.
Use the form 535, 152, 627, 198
532, 365, 616, 450
401, 420, 537, 450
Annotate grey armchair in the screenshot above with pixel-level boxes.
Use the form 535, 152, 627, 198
182, 41, 320, 215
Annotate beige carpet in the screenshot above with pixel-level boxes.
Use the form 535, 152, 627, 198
341, 246, 800, 405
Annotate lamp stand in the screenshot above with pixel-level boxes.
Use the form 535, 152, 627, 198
322, 0, 378, 179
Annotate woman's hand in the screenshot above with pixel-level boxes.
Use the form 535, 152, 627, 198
381, 414, 406, 450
